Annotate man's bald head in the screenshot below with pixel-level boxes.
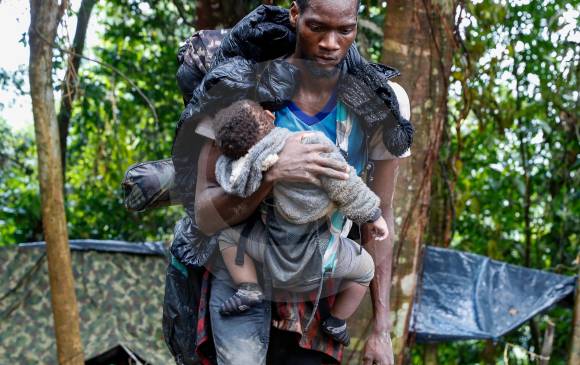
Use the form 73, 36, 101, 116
295, 0, 361, 14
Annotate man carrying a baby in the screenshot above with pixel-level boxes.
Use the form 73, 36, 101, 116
191, 1, 411, 364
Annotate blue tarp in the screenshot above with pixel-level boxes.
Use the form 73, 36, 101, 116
411, 246, 576, 343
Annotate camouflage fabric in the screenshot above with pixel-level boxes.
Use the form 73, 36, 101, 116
178, 29, 230, 74
0, 242, 173, 364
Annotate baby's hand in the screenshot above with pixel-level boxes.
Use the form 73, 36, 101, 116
369, 216, 389, 241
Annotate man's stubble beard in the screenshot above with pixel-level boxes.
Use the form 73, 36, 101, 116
304, 58, 345, 79
296, 24, 346, 79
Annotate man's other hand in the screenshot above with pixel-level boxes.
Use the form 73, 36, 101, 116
362, 330, 394, 365
265, 132, 350, 185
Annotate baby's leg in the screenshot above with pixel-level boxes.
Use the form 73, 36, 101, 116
221, 246, 258, 285
322, 238, 375, 346
217, 224, 267, 316
331, 280, 368, 319
321, 280, 368, 347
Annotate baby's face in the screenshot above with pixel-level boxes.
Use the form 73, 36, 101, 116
255, 108, 276, 141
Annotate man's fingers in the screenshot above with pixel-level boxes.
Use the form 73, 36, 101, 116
309, 165, 349, 180
289, 132, 314, 141
307, 175, 322, 186
313, 155, 349, 172
298, 170, 322, 186
305, 142, 334, 154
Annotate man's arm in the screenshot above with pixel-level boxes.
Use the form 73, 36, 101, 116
361, 158, 399, 365
194, 141, 273, 234
194, 133, 351, 235
360, 80, 410, 365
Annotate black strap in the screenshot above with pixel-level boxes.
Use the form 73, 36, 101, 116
318, 295, 331, 320
235, 214, 258, 266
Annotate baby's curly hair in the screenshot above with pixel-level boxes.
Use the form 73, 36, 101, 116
214, 99, 273, 159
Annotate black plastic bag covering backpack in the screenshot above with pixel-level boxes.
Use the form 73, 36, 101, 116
163, 5, 414, 364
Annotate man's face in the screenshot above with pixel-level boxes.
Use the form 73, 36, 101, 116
290, 0, 358, 78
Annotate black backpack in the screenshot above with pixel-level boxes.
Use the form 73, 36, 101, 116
121, 29, 230, 365
162, 30, 230, 365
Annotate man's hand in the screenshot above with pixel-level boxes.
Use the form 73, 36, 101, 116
367, 216, 389, 241
362, 159, 400, 365
265, 132, 350, 186
362, 330, 394, 365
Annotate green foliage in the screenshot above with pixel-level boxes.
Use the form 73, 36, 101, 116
61, 0, 194, 242
449, 0, 579, 270
1, 0, 193, 245
0, 0, 578, 362
0, 119, 41, 244
437, 0, 579, 362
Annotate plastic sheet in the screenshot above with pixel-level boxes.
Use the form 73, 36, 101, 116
411, 246, 577, 342
1, 241, 172, 363
19, 239, 166, 256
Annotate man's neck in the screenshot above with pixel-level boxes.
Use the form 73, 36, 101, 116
287, 53, 339, 115
288, 53, 339, 90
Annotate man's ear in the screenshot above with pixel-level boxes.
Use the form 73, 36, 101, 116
289, 2, 299, 28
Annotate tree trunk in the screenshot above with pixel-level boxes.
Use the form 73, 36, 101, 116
381, 1, 457, 363
568, 265, 580, 365
28, 1, 84, 364
195, 0, 257, 29
426, 158, 454, 248
57, 0, 97, 175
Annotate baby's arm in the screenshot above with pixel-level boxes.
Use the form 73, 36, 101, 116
301, 134, 379, 225
320, 154, 389, 239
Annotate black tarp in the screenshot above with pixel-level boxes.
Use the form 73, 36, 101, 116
19, 239, 166, 256
411, 246, 576, 343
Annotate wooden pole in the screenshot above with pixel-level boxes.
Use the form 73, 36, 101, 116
539, 319, 554, 365
28, 1, 85, 364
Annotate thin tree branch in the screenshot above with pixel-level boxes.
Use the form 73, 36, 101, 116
31, 26, 160, 128
57, 0, 98, 175
172, 0, 196, 28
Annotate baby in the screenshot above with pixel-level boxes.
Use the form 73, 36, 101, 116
213, 99, 388, 346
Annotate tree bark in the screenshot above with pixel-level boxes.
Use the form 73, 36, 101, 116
28, 1, 84, 364
57, 0, 97, 175
568, 265, 580, 365
381, 1, 457, 363
195, 0, 257, 29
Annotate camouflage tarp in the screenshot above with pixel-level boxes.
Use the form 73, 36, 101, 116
0, 240, 173, 364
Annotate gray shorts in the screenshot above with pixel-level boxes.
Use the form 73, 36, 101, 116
218, 219, 375, 289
